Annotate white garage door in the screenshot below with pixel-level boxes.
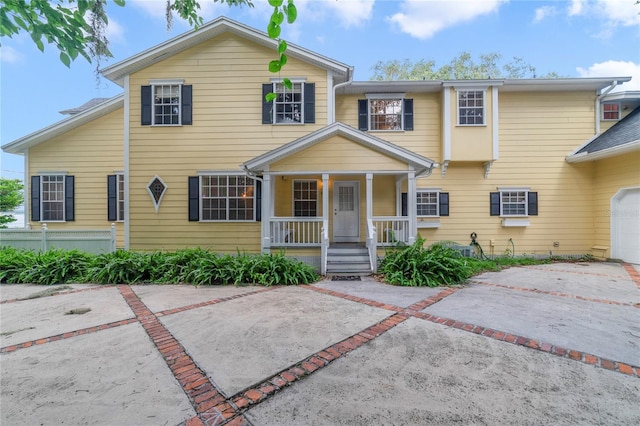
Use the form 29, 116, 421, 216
611, 187, 640, 264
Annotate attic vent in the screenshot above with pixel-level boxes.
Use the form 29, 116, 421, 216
147, 176, 167, 213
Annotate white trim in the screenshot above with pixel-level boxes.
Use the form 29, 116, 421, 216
601, 101, 621, 121
291, 179, 319, 217
442, 89, 451, 164
417, 220, 440, 229
197, 170, 247, 175
40, 174, 67, 223
198, 174, 257, 222
501, 218, 531, 227
416, 188, 442, 218
24, 150, 29, 228
124, 75, 130, 249
610, 186, 640, 263
565, 141, 640, 163
147, 175, 168, 214
365, 93, 406, 99
497, 186, 530, 191
36, 171, 67, 175
492, 86, 499, 160
327, 71, 334, 125
148, 78, 185, 85
269, 77, 307, 83
456, 88, 486, 126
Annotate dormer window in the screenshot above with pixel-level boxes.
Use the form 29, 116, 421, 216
457, 90, 485, 125
602, 102, 621, 120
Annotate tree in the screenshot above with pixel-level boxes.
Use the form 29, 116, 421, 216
0, 178, 23, 228
0, 0, 296, 88
371, 52, 561, 80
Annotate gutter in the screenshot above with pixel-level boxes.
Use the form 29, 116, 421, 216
331, 67, 354, 123
565, 140, 640, 163
595, 81, 618, 135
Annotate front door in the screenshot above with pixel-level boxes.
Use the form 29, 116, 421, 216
333, 181, 360, 242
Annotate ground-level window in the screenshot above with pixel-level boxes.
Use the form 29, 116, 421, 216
402, 190, 449, 217
490, 188, 538, 217
602, 102, 620, 120
31, 175, 74, 222
458, 90, 485, 125
200, 175, 255, 221
293, 180, 318, 217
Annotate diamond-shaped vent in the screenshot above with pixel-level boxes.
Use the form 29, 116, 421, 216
147, 176, 167, 213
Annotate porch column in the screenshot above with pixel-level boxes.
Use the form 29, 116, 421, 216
322, 173, 329, 222
407, 171, 416, 244
366, 173, 373, 219
261, 174, 272, 253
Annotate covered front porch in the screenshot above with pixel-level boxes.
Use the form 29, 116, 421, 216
243, 123, 437, 275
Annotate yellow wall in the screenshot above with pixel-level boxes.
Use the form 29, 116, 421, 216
127, 33, 330, 251
592, 151, 640, 258
448, 87, 494, 161
27, 109, 125, 247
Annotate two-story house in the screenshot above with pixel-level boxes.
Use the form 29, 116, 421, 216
3, 17, 638, 273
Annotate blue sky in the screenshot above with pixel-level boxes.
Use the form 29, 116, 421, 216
1, 0, 639, 179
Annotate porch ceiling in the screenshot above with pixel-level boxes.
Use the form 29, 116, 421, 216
242, 122, 437, 176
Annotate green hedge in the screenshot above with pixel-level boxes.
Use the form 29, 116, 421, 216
0, 247, 318, 286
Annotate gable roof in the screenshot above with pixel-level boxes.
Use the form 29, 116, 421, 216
101, 16, 352, 86
2, 95, 124, 154
242, 122, 437, 176
566, 106, 640, 163
59, 98, 112, 115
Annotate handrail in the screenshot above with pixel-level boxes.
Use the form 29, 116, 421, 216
366, 218, 377, 273
321, 219, 329, 275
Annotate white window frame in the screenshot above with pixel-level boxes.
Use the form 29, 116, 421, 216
40, 174, 66, 222
602, 102, 621, 121
271, 78, 306, 125
150, 79, 184, 126
198, 173, 256, 222
457, 89, 486, 126
116, 173, 125, 222
498, 187, 529, 217
292, 179, 318, 217
416, 189, 440, 217
365, 93, 405, 131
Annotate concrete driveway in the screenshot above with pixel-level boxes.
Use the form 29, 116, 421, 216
1, 262, 639, 425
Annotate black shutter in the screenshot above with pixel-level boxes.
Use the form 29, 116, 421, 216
255, 179, 262, 222
141, 85, 152, 125
528, 192, 538, 216
304, 83, 315, 124
401, 192, 408, 217
262, 83, 273, 124
439, 192, 449, 216
107, 175, 117, 221
31, 176, 41, 222
358, 99, 368, 131
404, 99, 414, 131
181, 85, 192, 125
188, 176, 200, 221
490, 192, 501, 216
65, 176, 75, 221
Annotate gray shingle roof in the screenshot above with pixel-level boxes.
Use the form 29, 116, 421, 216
577, 106, 640, 154
59, 98, 111, 115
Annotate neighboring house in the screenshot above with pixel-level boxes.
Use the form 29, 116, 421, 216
2, 17, 638, 272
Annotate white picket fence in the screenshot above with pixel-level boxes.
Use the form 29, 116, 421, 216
0, 224, 116, 254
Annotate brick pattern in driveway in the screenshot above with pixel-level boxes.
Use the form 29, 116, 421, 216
1, 262, 639, 426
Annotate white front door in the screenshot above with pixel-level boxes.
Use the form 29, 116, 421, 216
333, 181, 360, 242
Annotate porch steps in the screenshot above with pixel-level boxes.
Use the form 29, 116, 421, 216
326, 246, 372, 275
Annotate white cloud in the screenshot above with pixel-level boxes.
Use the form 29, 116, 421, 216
106, 18, 126, 44
0, 46, 25, 64
388, 0, 506, 39
321, 0, 374, 27
567, 0, 585, 16
567, 0, 640, 26
533, 5, 557, 23
577, 60, 640, 91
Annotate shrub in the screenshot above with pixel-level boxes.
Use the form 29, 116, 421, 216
0, 248, 90, 285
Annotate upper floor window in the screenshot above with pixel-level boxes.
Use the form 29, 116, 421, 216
31, 174, 74, 222
262, 81, 315, 125
198, 175, 256, 221
458, 90, 485, 125
293, 180, 318, 217
358, 96, 414, 131
141, 81, 192, 126
490, 188, 538, 217
602, 102, 620, 120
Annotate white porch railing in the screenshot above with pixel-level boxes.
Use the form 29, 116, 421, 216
320, 219, 329, 275
366, 218, 378, 273
371, 217, 410, 246
270, 217, 324, 246
0, 223, 116, 254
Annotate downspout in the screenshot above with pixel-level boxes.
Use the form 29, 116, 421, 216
332, 67, 354, 123
595, 81, 618, 135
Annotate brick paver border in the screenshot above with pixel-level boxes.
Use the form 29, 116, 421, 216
622, 263, 640, 289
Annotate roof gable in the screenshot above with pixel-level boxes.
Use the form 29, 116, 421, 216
243, 122, 437, 176
101, 17, 352, 86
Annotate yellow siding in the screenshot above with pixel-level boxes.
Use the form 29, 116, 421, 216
449, 87, 494, 161
270, 135, 408, 172
27, 109, 125, 247
592, 151, 640, 258
335, 92, 441, 161
127, 33, 330, 251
